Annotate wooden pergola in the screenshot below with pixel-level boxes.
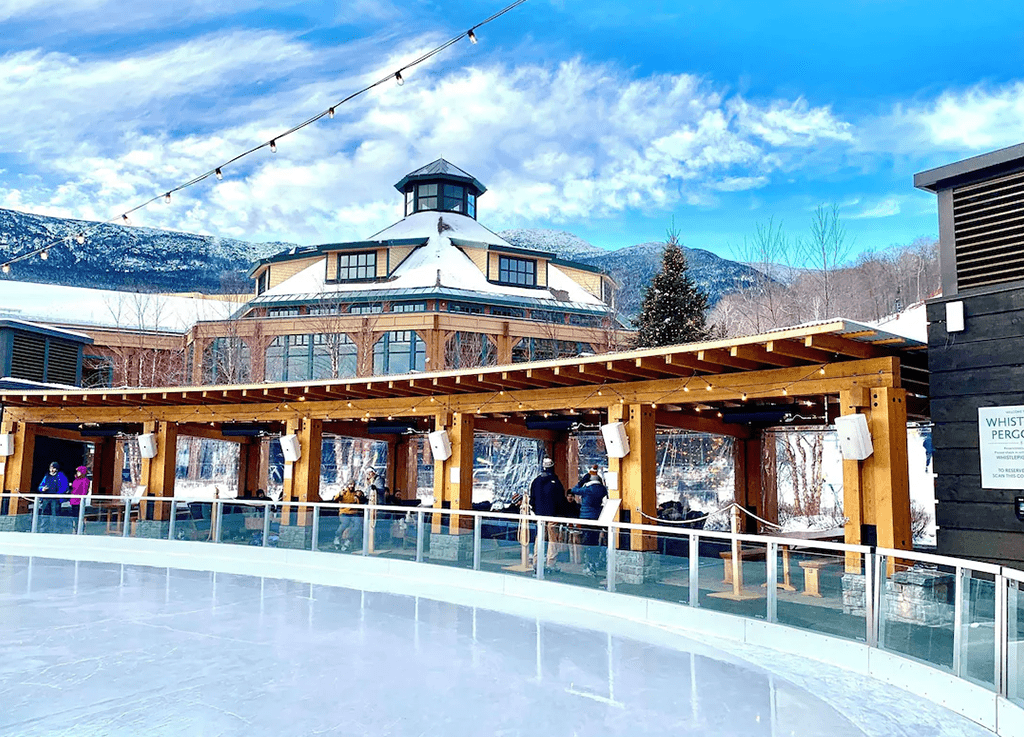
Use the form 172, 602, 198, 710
0, 320, 928, 552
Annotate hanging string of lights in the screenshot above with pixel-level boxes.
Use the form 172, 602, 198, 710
0, 0, 529, 276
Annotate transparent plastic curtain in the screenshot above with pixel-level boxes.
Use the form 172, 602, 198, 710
174, 437, 240, 498
319, 435, 388, 501
473, 433, 546, 509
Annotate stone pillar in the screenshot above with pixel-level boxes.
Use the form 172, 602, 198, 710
138, 420, 177, 536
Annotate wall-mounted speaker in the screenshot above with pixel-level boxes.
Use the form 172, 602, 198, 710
279, 434, 301, 463
428, 430, 452, 462
601, 422, 630, 458
834, 413, 873, 461
137, 433, 158, 460
0, 433, 13, 457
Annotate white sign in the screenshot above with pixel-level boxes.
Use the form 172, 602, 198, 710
979, 406, 1024, 488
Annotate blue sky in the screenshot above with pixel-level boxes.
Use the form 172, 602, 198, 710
1, 0, 1023, 263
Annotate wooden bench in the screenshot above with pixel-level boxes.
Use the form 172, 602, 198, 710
720, 548, 766, 584
798, 558, 833, 597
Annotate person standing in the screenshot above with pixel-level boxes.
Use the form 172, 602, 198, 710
37, 462, 69, 532
528, 458, 565, 571
577, 471, 609, 575
69, 466, 90, 532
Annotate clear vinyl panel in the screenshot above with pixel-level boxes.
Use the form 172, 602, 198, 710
776, 547, 867, 642
1008, 579, 1024, 706
0, 494, 34, 534
959, 570, 997, 689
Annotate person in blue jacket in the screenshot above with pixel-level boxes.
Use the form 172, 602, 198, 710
576, 471, 608, 575
37, 462, 69, 532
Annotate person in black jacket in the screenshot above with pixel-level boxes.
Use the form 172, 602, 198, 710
529, 458, 565, 571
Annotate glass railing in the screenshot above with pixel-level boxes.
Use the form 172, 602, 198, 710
1, 492, 1021, 701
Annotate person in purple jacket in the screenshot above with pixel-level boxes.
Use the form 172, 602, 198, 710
70, 466, 90, 530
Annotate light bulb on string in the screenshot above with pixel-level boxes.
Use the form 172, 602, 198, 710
40, 249, 48, 261
468, 29, 478, 44
395, 71, 404, 86
782, 388, 788, 396
270, 140, 277, 153
76, 233, 85, 245
741, 393, 747, 401
328, 107, 335, 119
164, 192, 171, 204
705, 384, 712, 391
121, 214, 131, 225
2, 263, 10, 274
215, 168, 223, 181
819, 366, 826, 375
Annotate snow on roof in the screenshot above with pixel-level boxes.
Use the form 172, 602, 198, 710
867, 301, 928, 343
369, 211, 511, 247
0, 280, 240, 333
264, 229, 606, 309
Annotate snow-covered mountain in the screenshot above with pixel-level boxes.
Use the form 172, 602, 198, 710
0, 208, 286, 293
0, 210, 765, 320
500, 230, 766, 320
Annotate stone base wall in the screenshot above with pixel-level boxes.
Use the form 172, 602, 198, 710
614, 550, 662, 585
886, 568, 954, 626
135, 520, 170, 540
842, 573, 867, 617
429, 533, 474, 562
0, 515, 32, 533
278, 525, 314, 551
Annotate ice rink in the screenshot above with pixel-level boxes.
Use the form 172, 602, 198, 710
0, 555, 994, 736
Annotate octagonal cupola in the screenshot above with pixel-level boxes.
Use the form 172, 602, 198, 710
394, 158, 486, 219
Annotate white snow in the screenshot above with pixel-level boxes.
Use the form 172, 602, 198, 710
0, 280, 240, 332
369, 210, 512, 247
867, 301, 928, 343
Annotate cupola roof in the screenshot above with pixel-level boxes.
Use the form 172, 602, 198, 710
394, 158, 486, 195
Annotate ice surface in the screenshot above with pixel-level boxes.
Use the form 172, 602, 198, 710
0, 555, 991, 737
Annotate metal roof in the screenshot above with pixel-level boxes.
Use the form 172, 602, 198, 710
394, 158, 487, 195
915, 141, 1024, 192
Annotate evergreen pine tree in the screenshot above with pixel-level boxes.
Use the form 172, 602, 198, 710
631, 230, 712, 347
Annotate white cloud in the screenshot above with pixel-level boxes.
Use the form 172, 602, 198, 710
0, 34, 862, 243
847, 196, 902, 220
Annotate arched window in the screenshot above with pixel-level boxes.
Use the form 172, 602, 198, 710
204, 337, 251, 384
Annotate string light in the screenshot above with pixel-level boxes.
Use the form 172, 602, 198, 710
75, 233, 85, 245
0, 0, 527, 274
741, 393, 747, 401
39, 249, 48, 261
164, 193, 171, 204
782, 388, 788, 396
819, 366, 826, 375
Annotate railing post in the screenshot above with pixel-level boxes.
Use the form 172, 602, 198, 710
473, 515, 482, 571
308, 506, 317, 551
213, 500, 223, 543
168, 501, 177, 541
996, 571, 1008, 697
415, 510, 425, 563
864, 550, 876, 648
536, 520, 546, 581
689, 533, 699, 607
31, 496, 39, 534
766, 541, 778, 623
76, 500, 85, 535
122, 498, 131, 537
873, 552, 885, 648
265, 504, 274, 548
953, 565, 965, 677
362, 507, 371, 556
1007, 577, 1019, 701
606, 523, 616, 593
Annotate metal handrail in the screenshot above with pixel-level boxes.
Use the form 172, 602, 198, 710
2, 490, 1023, 706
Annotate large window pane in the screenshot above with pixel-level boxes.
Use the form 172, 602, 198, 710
443, 184, 464, 212
337, 252, 376, 281
287, 335, 310, 381
498, 256, 536, 286
417, 183, 437, 211
265, 336, 285, 381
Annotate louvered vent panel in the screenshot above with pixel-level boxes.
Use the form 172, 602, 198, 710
953, 169, 1024, 291
46, 340, 79, 385
9, 334, 46, 383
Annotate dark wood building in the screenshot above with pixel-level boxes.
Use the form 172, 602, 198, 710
916, 142, 1024, 566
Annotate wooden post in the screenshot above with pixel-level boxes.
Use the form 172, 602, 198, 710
733, 437, 763, 533
608, 403, 656, 552
2, 422, 36, 514
237, 439, 261, 497
92, 437, 118, 498
393, 435, 418, 499
553, 432, 570, 490
281, 417, 322, 525
444, 412, 474, 534
139, 420, 177, 520
840, 387, 870, 572
865, 387, 912, 552
431, 412, 450, 534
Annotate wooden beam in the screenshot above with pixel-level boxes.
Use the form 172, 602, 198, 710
654, 410, 752, 439
697, 348, 760, 371
474, 418, 557, 442
730, 344, 798, 368
764, 339, 832, 363
805, 334, 881, 360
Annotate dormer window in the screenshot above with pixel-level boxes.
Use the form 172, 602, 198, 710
498, 256, 536, 287
337, 251, 376, 282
